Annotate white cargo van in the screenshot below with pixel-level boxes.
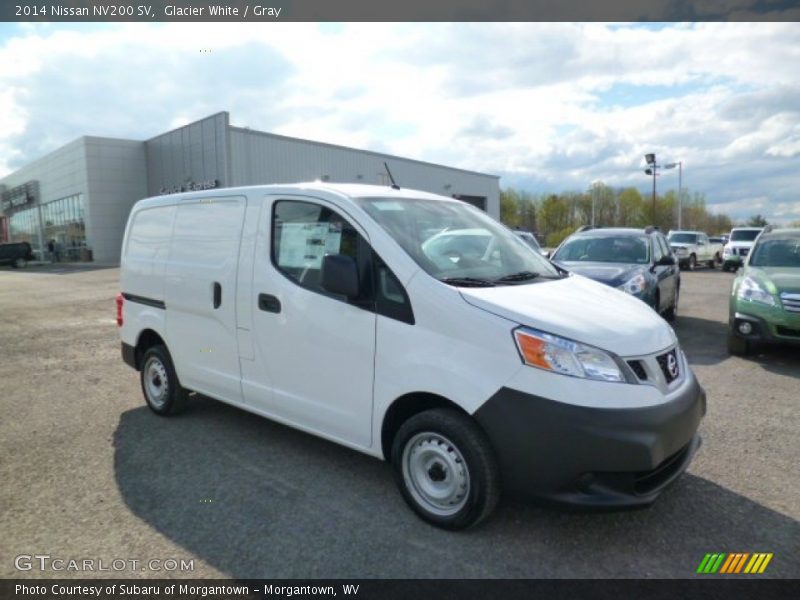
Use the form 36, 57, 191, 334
118, 182, 705, 529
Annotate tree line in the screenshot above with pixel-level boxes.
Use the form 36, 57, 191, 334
499, 185, 754, 247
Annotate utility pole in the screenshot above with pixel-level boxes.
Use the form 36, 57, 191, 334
644, 153, 657, 224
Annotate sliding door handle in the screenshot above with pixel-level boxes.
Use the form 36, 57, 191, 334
258, 293, 281, 313
213, 282, 222, 308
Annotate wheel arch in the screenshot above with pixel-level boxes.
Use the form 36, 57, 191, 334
380, 392, 469, 460
134, 329, 167, 371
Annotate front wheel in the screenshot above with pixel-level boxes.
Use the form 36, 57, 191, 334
687, 254, 697, 271
391, 408, 500, 530
13, 257, 26, 269
664, 287, 679, 322
140, 345, 188, 415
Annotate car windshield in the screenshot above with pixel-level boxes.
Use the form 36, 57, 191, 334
668, 233, 698, 244
553, 235, 649, 264
749, 237, 800, 267
731, 229, 762, 242
356, 197, 559, 284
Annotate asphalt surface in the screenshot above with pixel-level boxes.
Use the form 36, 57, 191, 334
1, 264, 798, 579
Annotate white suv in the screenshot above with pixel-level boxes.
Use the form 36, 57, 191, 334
722, 227, 764, 272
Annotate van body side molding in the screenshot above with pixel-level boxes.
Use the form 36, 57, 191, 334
122, 293, 166, 310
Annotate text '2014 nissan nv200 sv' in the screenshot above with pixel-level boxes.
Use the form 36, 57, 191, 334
118, 182, 705, 529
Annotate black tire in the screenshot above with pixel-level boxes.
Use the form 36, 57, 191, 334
391, 408, 500, 530
12, 257, 26, 269
664, 286, 679, 322
687, 254, 696, 271
721, 264, 730, 273
727, 333, 750, 357
140, 345, 188, 415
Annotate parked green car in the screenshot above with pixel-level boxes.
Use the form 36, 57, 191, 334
728, 228, 800, 355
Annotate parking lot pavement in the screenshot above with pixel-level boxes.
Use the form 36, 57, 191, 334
1, 265, 798, 579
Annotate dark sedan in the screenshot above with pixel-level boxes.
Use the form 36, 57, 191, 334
551, 227, 680, 320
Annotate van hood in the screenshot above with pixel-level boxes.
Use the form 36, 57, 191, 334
458, 275, 676, 357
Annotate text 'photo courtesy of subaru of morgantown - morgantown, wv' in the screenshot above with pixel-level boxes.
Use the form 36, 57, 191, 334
117, 182, 704, 529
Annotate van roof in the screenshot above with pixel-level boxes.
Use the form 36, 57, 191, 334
136, 181, 456, 209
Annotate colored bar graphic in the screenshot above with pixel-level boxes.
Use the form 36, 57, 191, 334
700, 552, 773, 574
697, 554, 713, 574
734, 553, 750, 573
711, 554, 725, 573
758, 554, 773, 573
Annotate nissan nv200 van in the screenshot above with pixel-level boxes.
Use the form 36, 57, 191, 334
118, 182, 705, 529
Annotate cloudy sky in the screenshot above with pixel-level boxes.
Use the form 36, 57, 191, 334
1, 21, 798, 223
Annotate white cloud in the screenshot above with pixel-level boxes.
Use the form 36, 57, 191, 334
1, 22, 799, 223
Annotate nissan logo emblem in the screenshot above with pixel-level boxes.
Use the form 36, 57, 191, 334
667, 353, 679, 379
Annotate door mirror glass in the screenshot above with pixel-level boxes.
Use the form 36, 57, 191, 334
657, 255, 676, 266
321, 254, 360, 298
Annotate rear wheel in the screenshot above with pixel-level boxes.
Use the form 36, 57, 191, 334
391, 408, 500, 530
140, 345, 188, 415
727, 333, 750, 357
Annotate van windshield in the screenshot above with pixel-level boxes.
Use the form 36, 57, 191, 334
356, 197, 560, 286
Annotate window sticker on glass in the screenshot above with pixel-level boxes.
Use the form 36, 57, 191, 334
279, 222, 342, 268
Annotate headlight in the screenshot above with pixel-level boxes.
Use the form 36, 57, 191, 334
513, 327, 624, 382
737, 276, 775, 306
618, 272, 647, 295
723, 245, 733, 257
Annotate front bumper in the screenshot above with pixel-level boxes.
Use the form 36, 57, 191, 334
473, 376, 706, 508
730, 307, 800, 346
723, 256, 743, 269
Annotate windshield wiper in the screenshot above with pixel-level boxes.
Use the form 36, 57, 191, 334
494, 270, 541, 283
438, 277, 496, 287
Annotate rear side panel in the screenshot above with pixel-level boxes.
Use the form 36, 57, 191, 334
164, 195, 247, 403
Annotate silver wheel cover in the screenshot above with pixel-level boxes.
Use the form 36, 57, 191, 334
143, 356, 169, 409
402, 432, 470, 517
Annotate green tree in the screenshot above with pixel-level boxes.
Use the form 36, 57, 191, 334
499, 189, 520, 226
747, 214, 769, 227
617, 187, 645, 227
539, 194, 571, 235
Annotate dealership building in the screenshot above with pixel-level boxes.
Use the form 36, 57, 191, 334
0, 112, 500, 264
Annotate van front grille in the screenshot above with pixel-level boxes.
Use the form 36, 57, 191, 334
656, 349, 680, 384
627, 360, 648, 381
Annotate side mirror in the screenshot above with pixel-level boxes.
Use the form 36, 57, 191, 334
657, 255, 676, 266
321, 254, 360, 298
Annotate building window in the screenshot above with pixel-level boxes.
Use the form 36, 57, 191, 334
8, 207, 40, 247
42, 194, 87, 261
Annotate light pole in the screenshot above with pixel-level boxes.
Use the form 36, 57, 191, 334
664, 161, 683, 230
644, 153, 658, 224
590, 180, 603, 227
